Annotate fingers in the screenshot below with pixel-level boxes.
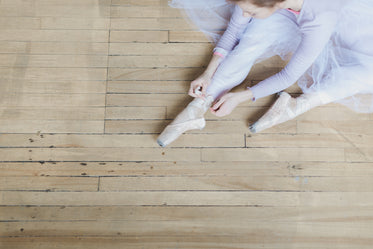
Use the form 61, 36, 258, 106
210, 94, 235, 117
201, 84, 207, 97
188, 83, 200, 97
188, 85, 197, 98
195, 87, 203, 97
189, 84, 206, 99
211, 97, 225, 113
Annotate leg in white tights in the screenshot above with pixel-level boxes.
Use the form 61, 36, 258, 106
157, 45, 272, 147
249, 67, 363, 133
206, 11, 300, 100
157, 11, 299, 147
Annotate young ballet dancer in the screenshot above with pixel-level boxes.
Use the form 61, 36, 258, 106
157, 0, 373, 147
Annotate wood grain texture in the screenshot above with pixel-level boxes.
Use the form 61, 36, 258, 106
1, 0, 372, 248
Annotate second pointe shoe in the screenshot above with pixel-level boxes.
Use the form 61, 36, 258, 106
249, 92, 292, 134
249, 91, 329, 133
157, 96, 214, 147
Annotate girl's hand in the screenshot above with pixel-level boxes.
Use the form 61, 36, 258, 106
188, 73, 212, 99
210, 90, 253, 117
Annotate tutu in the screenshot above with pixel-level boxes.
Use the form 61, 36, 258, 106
168, 0, 235, 43
169, 0, 373, 113
298, 0, 373, 113
169, 0, 301, 63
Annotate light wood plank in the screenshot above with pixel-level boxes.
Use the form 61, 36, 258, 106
106, 107, 166, 119
109, 66, 284, 81
111, 6, 180, 18
1, 0, 111, 5
345, 147, 373, 162
0, 2, 111, 18
1, 236, 372, 249
0, 120, 104, 133
2, 191, 373, 206
107, 81, 189, 94
0, 176, 98, 191
201, 148, 345, 162
169, 31, 210, 42
104, 120, 295, 134
41, 17, 110, 30
110, 18, 191, 30
0, 54, 108, 68
0, 93, 105, 107
2, 206, 372, 223
246, 134, 354, 148
0, 133, 244, 148
112, 0, 169, 6
108, 68, 203, 81
110, 31, 168, 43
1, 80, 106, 94
0, 68, 107, 81
106, 93, 283, 110
0, 107, 105, 120
0, 148, 201, 162
297, 106, 370, 121
2, 220, 373, 239
109, 43, 213, 56
108, 55, 207, 68
0, 17, 41, 29
297, 120, 373, 134
0, 41, 109, 55
100, 175, 373, 192
106, 93, 190, 107
0, 30, 108, 42
105, 120, 168, 133
0, 161, 372, 177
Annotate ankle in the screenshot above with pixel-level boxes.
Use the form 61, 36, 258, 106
189, 96, 214, 112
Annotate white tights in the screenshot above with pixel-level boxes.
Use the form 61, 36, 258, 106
157, 11, 299, 146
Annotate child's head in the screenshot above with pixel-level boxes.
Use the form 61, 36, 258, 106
228, 0, 286, 18
229, 0, 286, 7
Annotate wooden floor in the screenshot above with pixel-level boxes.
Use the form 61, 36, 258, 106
1, 0, 373, 248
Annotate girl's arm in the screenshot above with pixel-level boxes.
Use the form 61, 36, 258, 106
207, 4, 251, 75
189, 53, 223, 98
189, 5, 251, 98
213, 4, 252, 58
250, 12, 338, 100
210, 11, 339, 117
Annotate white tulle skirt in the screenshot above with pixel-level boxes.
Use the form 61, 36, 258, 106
169, 0, 373, 113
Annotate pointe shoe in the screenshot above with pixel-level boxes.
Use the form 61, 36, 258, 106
249, 92, 292, 134
157, 118, 206, 147
157, 96, 214, 147
249, 91, 329, 133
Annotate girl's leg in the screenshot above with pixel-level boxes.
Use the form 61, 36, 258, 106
249, 66, 364, 133
157, 10, 299, 147
206, 10, 300, 99
249, 91, 332, 133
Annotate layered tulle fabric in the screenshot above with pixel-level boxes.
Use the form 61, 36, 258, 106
169, 0, 234, 43
298, 0, 373, 113
169, 0, 373, 113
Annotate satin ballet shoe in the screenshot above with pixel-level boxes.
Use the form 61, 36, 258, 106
249, 91, 292, 134
249, 91, 330, 133
157, 118, 206, 147
157, 96, 214, 147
